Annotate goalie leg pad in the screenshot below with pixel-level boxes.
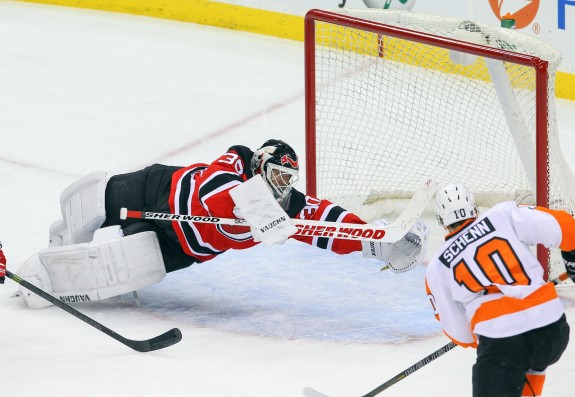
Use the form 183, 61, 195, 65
49, 171, 107, 246
15, 254, 54, 309
18, 228, 166, 309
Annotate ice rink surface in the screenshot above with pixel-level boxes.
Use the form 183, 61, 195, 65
1, 1, 575, 396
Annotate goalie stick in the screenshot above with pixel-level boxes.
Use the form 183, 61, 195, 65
303, 270, 571, 397
7, 270, 182, 353
121, 178, 437, 243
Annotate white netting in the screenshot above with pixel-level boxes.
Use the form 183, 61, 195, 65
307, 10, 575, 279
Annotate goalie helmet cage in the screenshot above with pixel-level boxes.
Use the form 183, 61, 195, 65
304, 9, 575, 280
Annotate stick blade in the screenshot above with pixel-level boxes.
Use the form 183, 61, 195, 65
383, 177, 437, 242
127, 328, 183, 353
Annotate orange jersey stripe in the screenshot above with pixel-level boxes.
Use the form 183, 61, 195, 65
535, 206, 575, 251
442, 329, 478, 348
471, 283, 558, 331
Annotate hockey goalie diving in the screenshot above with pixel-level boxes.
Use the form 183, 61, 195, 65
1, 2, 575, 397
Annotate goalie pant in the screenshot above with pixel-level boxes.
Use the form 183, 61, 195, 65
101, 145, 366, 273
425, 202, 571, 397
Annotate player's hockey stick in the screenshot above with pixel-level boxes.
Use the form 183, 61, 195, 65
552, 271, 570, 285
121, 178, 437, 243
359, 341, 457, 397
6, 270, 182, 352
303, 271, 571, 397
303, 341, 456, 397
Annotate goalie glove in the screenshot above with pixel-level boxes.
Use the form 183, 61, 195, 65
0, 240, 5, 284
561, 250, 575, 283
361, 219, 429, 273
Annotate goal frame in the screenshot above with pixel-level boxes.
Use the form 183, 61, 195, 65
304, 9, 551, 275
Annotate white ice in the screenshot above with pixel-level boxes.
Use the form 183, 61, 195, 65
1, 2, 574, 396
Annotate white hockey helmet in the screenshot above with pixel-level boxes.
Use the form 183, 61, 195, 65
435, 183, 478, 229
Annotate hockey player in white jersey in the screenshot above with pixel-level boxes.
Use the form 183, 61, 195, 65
426, 184, 571, 397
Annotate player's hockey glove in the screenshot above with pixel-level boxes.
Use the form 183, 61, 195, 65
361, 219, 429, 273
561, 250, 575, 283
0, 240, 5, 284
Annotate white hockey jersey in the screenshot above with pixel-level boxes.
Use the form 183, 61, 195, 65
425, 202, 575, 347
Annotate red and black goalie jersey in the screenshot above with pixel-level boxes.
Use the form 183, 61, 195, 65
168, 145, 365, 263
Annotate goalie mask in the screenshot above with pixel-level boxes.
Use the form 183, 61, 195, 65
251, 139, 299, 207
435, 183, 478, 230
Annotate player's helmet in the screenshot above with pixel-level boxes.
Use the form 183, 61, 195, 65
251, 139, 299, 206
435, 183, 478, 230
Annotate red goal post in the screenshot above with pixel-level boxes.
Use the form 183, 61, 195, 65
304, 9, 574, 280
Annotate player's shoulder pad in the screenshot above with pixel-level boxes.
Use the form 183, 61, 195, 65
227, 145, 255, 178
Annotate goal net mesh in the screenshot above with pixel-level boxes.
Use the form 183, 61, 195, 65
306, 10, 575, 280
